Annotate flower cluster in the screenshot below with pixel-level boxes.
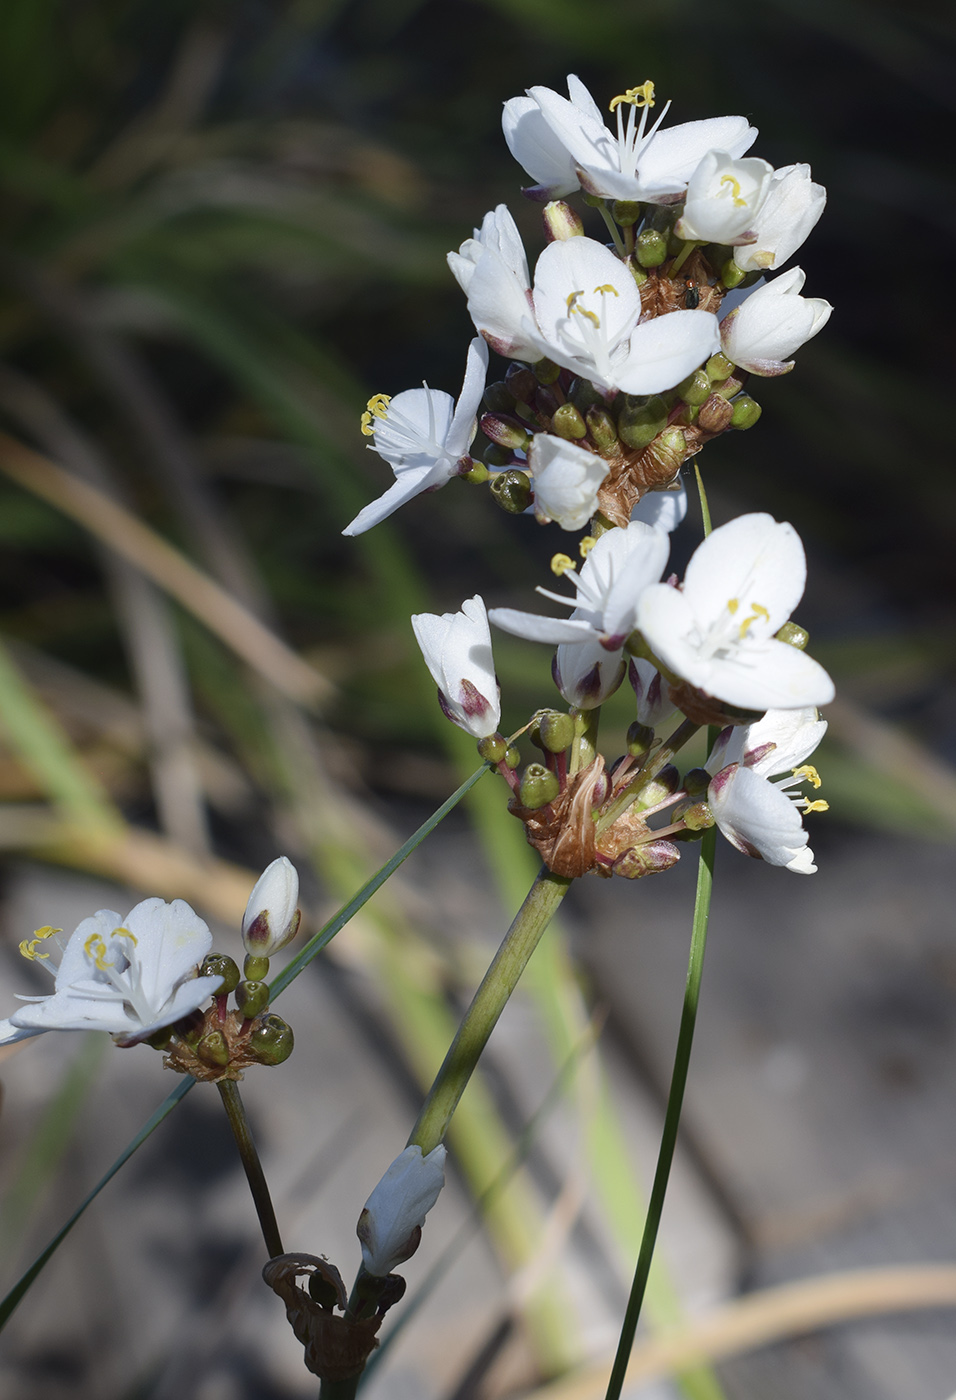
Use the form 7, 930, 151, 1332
343, 72, 835, 882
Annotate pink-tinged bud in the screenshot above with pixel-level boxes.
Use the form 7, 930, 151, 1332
543, 200, 584, 242
242, 857, 301, 957
612, 840, 680, 878
480, 412, 532, 451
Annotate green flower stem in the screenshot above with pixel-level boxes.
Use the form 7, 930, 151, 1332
597, 202, 627, 257
407, 866, 573, 1155
595, 717, 700, 834
217, 1079, 284, 1259
570, 705, 600, 776
603, 824, 717, 1400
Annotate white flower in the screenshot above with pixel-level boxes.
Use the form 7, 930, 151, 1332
525, 237, 719, 394
411, 595, 501, 739
720, 269, 832, 376
242, 857, 300, 957
734, 164, 826, 273
357, 1144, 447, 1276
673, 152, 774, 245
631, 484, 687, 533
447, 206, 538, 360
707, 707, 828, 873
342, 338, 488, 536
0, 898, 223, 1048
529, 434, 608, 530
525, 76, 757, 203
629, 657, 675, 727
502, 76, 593, 200
490, 521, 669, 708
635, 513, 835, 711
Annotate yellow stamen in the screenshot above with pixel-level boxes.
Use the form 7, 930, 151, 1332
803, 799, 829, 814
609, 81, 656, 112
551, 553, 576, 576
593, 284, 619, 297
84, 932, 113, 973
19, 926, 61, 961
360, 393, 391, 437
112, 926, 137, 946
727, 598, 740, 615
719, 174, 746, 207
793, 764, 822, 789
565, 289, 600, 327
565, 290, 583, 312
579, 536, 597, 558
737, 602, 771, 639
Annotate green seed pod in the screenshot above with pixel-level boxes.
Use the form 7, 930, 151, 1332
683, 767, 711, 797
626, 721, 654, 757
235, 980, 270, 1019
730, 396, 762, 430
568, 378, 604, 414
714, 374, 744, 401
617, 394, 667, 450
482, 443, 512, 469
478, 734, 508, 764
586, 405, 619, 453
197, 1030, 230, 1067
612, 200, 643, 227
720, 259, 746, 289
551, 403, 588, 440
504, 745, 520, 769
676, 369, 711, 407
705, 352, 735, 382
537, 711, 576, 753
249, 1013, 295, 1066
519, 763, 560, 810
201, 953, 240, 995
489, 469, 533, 513
776, 621, 810, 650
533, 357, 562, 386
635, 229, 668, 267
482, 380, 515, 414
243, 954, 270, 982
462, 459, 490, 483
674, 800, 715, 831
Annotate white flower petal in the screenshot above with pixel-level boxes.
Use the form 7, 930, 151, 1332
412, 595, 500, 739
631, 485, 687, 532
708, 765, 815, 872
615, 310, 720, 395
529, 434, 608, 531
734, 164, 826, 273
358, 1144, 447, 1276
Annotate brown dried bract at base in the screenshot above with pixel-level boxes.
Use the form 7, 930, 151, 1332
263, 1253, 382, 1383
509, 757, 605, 878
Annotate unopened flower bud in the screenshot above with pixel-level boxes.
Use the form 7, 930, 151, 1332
682, 767, 711, 796
197, 1030, 230, 1067
776, 620, 809, 649
490, 468, 533, 513
698, 392, 734, 434
462, 459, 490, 483
505, 745, 520, 769
505, 364, 536, 401
534, 357, 562, 386
612, 200, 643, 227
705, 352, 734, 383
721, 259, 746, 289
537, 710, 575, 753
586, 406, 618, 453
617, 395, 668, 450
551, 403, 587, 440
482, 443, 512, 469
201, 953, 240, 995
519, 763, 560, 809
243, 856, 300, 957
243, 953, 270, 981
481, 413, 532, 452
478, 734, 508, 764
626, 720, 654, 757
673, 800, 715, 831
249, 1013, 294, 1065
715, 374, 744, 401
569, 378, 604, 414
730, 395, 762, 429
612, 840, 680, 878
482, 380, 515, 414
543, 200, 584, 241
235, 980, 270, 1019
636, 764, 680, 809
636, 229, 668, 267
357, 1145, 446, 1277
534, 385, 560, 417
676, 369, 711, 406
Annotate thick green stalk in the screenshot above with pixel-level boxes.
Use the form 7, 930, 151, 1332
408, 866, 572, 1154
217, 1079, 284, 1259
604, 825, 717, 1400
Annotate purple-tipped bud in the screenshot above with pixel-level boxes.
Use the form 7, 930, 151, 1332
480, 413, 532, 451
242, 857, 301, 957
543, 200, 584, 242
612, 841, 680, 878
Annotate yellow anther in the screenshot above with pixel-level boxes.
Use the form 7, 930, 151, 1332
719, 174, 746, 207
579, 536, 597, 558
360, 393, 391, 437
737, 602, 771, 639
593, 284, 619, 297
19, 926, 61, 961
112, 926, 137, 946
565, 289, 600, 327
609, 81, 656, 112
566, 290, 583, 312
793, 764, 822, 789
84, 932, 113, 973
551, 553, 576, 576
726, 598, 740, 615
803, 799, 829, 814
